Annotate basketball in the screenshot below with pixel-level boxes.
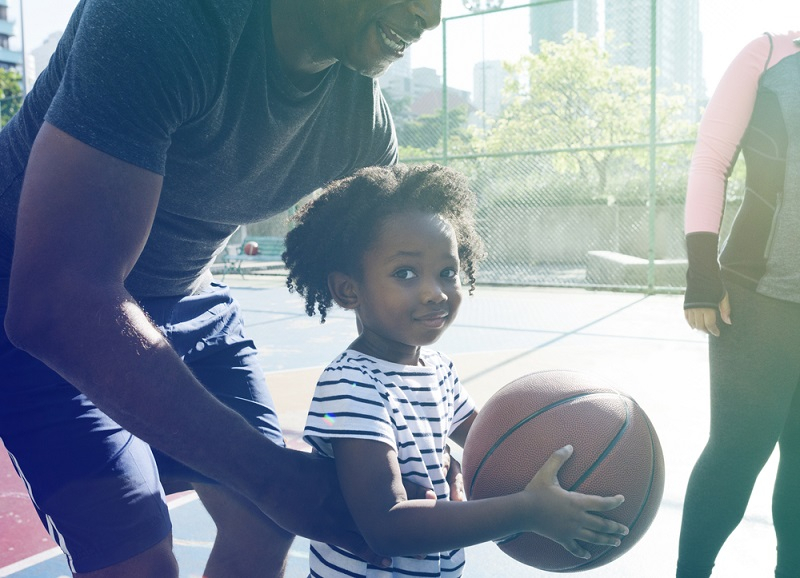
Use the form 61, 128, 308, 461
462, 370, 664, 572
243, 241, 259, 255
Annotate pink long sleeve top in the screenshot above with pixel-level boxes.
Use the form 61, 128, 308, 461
683, 32, 800, 308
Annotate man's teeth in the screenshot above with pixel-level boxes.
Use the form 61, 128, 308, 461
380, 28, 407, 52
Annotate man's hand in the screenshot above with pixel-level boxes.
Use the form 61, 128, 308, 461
401, 444, 465, 501
685, 292, 731, 337
443, 444, 466, 501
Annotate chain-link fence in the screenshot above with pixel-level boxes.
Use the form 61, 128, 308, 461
247, 0, 749, 293
393, 0, 734, 293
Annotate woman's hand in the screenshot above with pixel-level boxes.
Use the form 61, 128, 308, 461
685, 291, 731, 336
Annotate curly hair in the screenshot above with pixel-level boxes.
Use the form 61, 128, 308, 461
283, 163, 486, 322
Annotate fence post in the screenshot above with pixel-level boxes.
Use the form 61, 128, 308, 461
441, 17, 449, 166
647, 0, 658, 292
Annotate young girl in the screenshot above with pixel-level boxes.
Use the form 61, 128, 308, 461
283, 163, 628, 577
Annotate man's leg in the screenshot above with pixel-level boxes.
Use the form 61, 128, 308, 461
0, 358, 178, 577
147, 282, 296, 576
195, 484, 294, 577
75, 536, 178, 578
1, 235, 180, 577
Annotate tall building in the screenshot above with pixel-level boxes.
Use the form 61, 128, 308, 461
529, 0, 703, 102
472, 59, 507, 121
530, 0, 598, 50
379, 54, 413, 105
380, 57, 473, 130
412, 67, 443, 101
0, 0, 22, 71
31, 30, 62, 83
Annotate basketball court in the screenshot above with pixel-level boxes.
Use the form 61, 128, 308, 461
0, 276, 779, 577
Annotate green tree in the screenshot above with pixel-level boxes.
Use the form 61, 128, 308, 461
397, 104, 475, 159
0, 68, 23, 127
485, 31, 695, 205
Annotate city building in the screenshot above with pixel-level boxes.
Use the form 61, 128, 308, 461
31, 30, 61, 83
0, 0, 22, 71
379, 53, 413, 106
381, 59, 473, 119
530, 0, 598, 49
411, 67, 443, 102
472, 59, 508, 121
528, 0, 704, 104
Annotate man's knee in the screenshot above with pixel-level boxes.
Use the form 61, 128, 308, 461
76, 535, 178, 578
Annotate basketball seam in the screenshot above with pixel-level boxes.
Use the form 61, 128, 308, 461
470, 392, 663, 572
567, 396, 630, 491
467, 392, 591, 499
485, 391, 630, 552
567, 408, 661, 570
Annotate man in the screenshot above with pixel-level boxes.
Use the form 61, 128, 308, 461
0, 1, 442, 576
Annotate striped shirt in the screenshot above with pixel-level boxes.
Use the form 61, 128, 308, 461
303, 349, 476, 578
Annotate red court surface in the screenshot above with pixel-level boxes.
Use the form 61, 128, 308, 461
0, 443, 55, 571
0, 279, 782, 577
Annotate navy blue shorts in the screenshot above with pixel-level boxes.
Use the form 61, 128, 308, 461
0, 240, 284, 573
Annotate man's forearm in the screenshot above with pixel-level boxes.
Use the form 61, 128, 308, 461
5, 280, 281, 502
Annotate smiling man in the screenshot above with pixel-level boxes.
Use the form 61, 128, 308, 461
0, 1, 441, 577
290, 1, 435, 78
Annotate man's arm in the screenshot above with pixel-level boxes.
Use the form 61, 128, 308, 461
6, 121, 274, 494
4, 122, 384, 565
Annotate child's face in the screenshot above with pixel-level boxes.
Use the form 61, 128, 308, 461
353, 211, 462, 363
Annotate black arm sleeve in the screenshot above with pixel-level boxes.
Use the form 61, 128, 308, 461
684, 231, 726, 309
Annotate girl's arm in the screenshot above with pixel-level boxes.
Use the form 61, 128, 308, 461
331, 437, 628, 559
448, 411, 477, 448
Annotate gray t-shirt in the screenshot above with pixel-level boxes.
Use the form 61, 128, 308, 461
0, 0, 397, 297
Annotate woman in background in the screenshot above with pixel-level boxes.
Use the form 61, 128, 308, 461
679, 32, 800, 578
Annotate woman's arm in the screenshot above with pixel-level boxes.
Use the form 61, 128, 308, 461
684, 34, 773, 235
331, 437, 627, 559
683, 34, 773, 329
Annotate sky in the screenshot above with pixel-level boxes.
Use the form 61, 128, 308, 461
5, 0, 796, 97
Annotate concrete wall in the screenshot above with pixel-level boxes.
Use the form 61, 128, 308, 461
479, 204, 686, 265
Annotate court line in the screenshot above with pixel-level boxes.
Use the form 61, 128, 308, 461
460, 295, 651, 383
0, 493, 200, 577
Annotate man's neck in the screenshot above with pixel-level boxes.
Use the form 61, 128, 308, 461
271, 0, 337, 91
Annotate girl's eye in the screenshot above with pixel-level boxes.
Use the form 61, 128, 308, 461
441, 268, 458, 279
393, 268, 417, 280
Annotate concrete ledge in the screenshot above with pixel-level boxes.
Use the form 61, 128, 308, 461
586, 250, 687, 287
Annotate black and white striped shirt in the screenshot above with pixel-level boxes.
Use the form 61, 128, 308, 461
303, 349, 475, 577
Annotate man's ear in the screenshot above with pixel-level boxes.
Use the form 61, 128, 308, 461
328, 271, 359, 310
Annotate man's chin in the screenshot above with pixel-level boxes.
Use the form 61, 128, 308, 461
342, 56, 396, 79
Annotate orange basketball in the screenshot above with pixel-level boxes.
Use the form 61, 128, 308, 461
243, 241, 259, 255
462, 370, 664, 572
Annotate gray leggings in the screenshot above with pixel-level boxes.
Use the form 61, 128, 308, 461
676, 282, 800, 578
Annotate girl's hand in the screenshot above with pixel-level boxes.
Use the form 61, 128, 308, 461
522, 445, 629, 560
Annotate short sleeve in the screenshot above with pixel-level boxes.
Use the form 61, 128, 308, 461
303, 361, 397, 458
436, 352, 475, 434
45, 0, 242, 174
